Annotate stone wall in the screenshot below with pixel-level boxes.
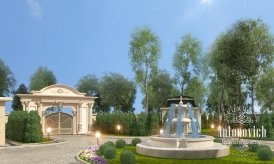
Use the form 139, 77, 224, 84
0, 102, 5, 146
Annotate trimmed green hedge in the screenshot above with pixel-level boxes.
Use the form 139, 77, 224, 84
6, 110, 42, 143
94, 111, 160, 136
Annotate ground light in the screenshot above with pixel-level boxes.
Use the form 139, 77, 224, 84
117, 125, 121, 135
95, 131, 101, 146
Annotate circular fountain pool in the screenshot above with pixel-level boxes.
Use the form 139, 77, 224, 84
136, 135, 229, 159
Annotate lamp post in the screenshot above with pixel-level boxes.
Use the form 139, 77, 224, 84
95, 131, 101, 146
206, 113, 209, 127
46, 127, 51, 140
160, 129, 164, 135
117, 125, 121, 135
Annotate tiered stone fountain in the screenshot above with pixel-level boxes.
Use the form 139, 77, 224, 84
136, 96, 229, 159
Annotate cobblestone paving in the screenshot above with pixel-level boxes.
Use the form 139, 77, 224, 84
0, 135, 108, 164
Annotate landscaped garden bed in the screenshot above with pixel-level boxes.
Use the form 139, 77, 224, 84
78, 138, 274, 164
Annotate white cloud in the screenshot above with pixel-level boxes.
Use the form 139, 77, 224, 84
200, 0, 212, 5
26, 0, 42, 18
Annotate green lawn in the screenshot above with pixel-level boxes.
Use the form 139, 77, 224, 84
108, 146, 274, 164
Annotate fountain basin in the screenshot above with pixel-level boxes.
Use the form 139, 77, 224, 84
148, 135, 214, 148
136, 135, 229, 159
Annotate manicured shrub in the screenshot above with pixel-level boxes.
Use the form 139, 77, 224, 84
98, 144, 108, 155
257, 146, 273, 161
120, 150, 135, 164
98, 141, 116, 155
258, 145, 272, 151
248, 144, 260, 152
104, 141, 116, 147
131, 138, 142, 146
6, 110, 29, 142
103, 146, 116, 159
24, 111, 43, 143
213, 138, 222, 143
116, 139, 126, 148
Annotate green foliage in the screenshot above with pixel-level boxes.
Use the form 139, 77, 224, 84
98, 141, 116, 155
184, 76, 206, 108
131, 138, 141, 146
207, 19, 274, 115
94, 111, 136, 135
120, 150, 136, 164
6, 110, 43, 143
24, 111, 43, 143
173, 34, 201, 94
137, 112, 147, 136
116, 139, 126, 148
12, 83, 28, 111
100, 73, 136, 112
98, 144, 109, 155
129, 27, 160, 111
248, 144, 260, 152
75, 74, 110, 112
148, 69, 176, 123
257, 146, 273, 161
76, 74, 99, 96
145, 111, 160, 135
0, 58, 16, 96
213, 138, 222, 143
259, 111, 273, 137
103, 146, 116, 159
29, 66, 57, 91
95, 111, 160, 136
6, 110, 28, 142
104, 141, 116, 148
256, 68, 274, 111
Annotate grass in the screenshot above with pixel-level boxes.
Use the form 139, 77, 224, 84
41, 137, 52, 142
107, 145, 274, 164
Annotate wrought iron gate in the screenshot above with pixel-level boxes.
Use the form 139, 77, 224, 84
46, 112, 73, 134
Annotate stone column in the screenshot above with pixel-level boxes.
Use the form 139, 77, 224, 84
77, 102, 82, 134
42, 111, 46, 135
72, 110, 77, 134
87, 103, 93, 132
0, 97, 12, 146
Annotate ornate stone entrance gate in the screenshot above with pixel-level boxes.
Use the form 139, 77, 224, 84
17, 84, 97, 135
46, 112, 73, 134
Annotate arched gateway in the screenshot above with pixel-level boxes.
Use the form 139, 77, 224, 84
17, 84, 97, 135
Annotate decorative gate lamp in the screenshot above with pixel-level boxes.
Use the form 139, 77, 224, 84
117, 125, 121, 135
47, 127, 51, 140
95, 131, 101, 146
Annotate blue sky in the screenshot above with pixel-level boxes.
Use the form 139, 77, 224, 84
1, 0, 274, 113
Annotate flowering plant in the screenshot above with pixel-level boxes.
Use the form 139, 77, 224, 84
79, 146, 109, 164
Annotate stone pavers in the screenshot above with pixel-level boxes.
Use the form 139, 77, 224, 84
0, 135, 107, 164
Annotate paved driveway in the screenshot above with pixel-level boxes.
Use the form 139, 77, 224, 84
0, 135, 105, 164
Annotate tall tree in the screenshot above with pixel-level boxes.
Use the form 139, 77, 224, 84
256, 67, 274, 111
12, 84, 28, 111
208, 19, 274, 116
0, 58, 16, 96
172, 34, 201, 95
184, 76, 206, 108
100, 73, 136, 112
29, 66, 57, 91
76, 74, 99, 96
230, 19, 274, 115
148, 69, 176, 124
129, 27, 160, 112
76, 74, 109, 112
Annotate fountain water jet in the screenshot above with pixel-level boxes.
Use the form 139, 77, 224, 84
136, 96, 230, 159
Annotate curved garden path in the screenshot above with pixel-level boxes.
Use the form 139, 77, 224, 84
0, 135, 104, 164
